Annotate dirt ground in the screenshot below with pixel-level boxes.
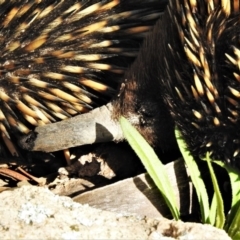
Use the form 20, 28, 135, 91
0, 142, 144, 194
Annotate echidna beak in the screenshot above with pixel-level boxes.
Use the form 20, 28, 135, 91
18, 103, 124, 153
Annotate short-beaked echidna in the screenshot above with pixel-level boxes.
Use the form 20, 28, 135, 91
25, 0, 240, 169
117, 0, 240, 168
158, 0, 240, 168
0, 0, 167, 156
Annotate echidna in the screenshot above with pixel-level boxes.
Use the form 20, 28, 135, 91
24, 0, 240, 169
0, 0, 167, 157
158, 0, 240, 168
119, 0, 240, 168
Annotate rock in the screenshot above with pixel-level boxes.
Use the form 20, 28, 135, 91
0, 185, 230, 239
73, 158, 196, 219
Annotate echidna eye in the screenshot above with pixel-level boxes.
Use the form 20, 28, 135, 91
138, 100, 160, 119
138, 105, 155, 127
141, 110, 154, 118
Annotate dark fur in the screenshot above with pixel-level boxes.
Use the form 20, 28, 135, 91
113, 15, 179, 158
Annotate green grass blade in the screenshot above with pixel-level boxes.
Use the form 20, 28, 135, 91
204, 153, 225, 228
213, 160, 240, 236
229, 202, 240, 239
209, 193, 217, 226
175, 129, 210, 223
120, 116, 180, 220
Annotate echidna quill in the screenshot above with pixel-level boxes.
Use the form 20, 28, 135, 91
160, 0, 240, 169
21, 0, 240, 170
0, 0, 168, 157
123, 0, 240, 169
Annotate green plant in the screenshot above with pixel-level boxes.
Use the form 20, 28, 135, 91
120, 116, 240, 239
213, 160, 240, 239
175, 129, 211, 224
119, 116, 180, 220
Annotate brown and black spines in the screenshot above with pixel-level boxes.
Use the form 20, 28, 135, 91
156, 0, 240, 168
0, 0, 166, 156
8, 0, 240, 169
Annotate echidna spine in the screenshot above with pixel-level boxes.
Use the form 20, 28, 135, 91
158, 0, 240, 167
0, 0, 166, 156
